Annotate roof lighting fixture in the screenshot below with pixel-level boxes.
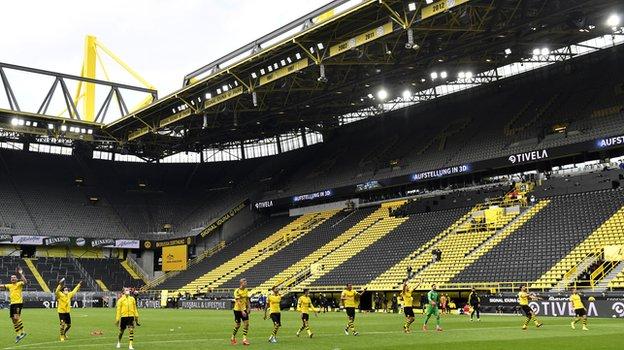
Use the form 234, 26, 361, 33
377, 89, 388, 101
606, 13, 621, 27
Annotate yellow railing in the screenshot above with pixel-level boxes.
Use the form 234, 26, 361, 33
565, 250, 601, 281
590, 260, 617, 287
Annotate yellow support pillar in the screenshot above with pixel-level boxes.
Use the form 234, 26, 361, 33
83, 35, 98, 122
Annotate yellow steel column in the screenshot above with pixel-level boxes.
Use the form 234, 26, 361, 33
83, 35, 97, 121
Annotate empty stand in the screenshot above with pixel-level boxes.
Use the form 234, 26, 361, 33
367, 207, 476, 290
179, 211, 336, 292
411, 206, 519, 288
536, 205, 624, 289
310, 207, 467, 288
156, 216, 292, 291
0, 256, 42, 291
219, 208, 373, 290
253, 207, 383, 293
296, 202, 408, 289
77, 258, 142, 291
29, 257, 88, 292
452, 189, 624, 284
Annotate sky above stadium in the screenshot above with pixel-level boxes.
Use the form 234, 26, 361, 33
0, 0, 332, 96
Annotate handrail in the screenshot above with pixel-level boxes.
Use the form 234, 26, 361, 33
564, 250, 602, 281
590, 260, 617, 287
126, 255, 150, 282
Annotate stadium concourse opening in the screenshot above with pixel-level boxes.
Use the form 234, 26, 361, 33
1, 0, 624, 349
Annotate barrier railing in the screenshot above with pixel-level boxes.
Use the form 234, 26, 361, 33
126, 255, 150, 282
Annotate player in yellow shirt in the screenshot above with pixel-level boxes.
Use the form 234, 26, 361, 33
341, 283, 366, 336
0, 267, 28, 343
569, 288, 588, 331
231, 278, 251, 346
115, 288, 139, 350
263, 286, 282, 343
296, 289, 318, 338
400, 282, 418, 333
55, 278, 82, 341
518, 285, 543, 330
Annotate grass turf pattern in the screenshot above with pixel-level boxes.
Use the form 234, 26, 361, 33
0, 309, 621, 350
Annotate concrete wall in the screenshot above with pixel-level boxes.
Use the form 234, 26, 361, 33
134, 250, 155, 278
194, 207, 261, 254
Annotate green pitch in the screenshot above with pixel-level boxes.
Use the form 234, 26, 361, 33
0, 309, 622, 350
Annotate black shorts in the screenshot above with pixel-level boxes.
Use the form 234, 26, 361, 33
59, 313, 71, 325
575, 308, 586, 317
9, 304, 23, 318
270, 313, 281, 326
404, 307, 414, 317
301, 313, 309, 321
234, 310, 249, 323
471, 303, 480, 310
119, 317, 135, 330
520, 305, 533, 317
345, 307, 356, 319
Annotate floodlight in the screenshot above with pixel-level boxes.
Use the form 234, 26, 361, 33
606, 14, 620, 27
377, 89, 388, 101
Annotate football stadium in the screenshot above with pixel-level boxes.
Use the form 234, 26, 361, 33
1, 0, 624, 349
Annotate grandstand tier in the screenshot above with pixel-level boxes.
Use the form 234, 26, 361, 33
178, 211, 336, 293
296, 202, 408, 289
155, 216, 293, 291
308, 207, 467, 289
451, 188, 624, 286
219, 208, 371, 290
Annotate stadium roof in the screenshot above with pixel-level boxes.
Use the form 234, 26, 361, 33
2, 0, 623, 159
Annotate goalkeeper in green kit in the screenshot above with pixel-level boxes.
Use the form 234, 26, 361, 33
423, 283, 442, 332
